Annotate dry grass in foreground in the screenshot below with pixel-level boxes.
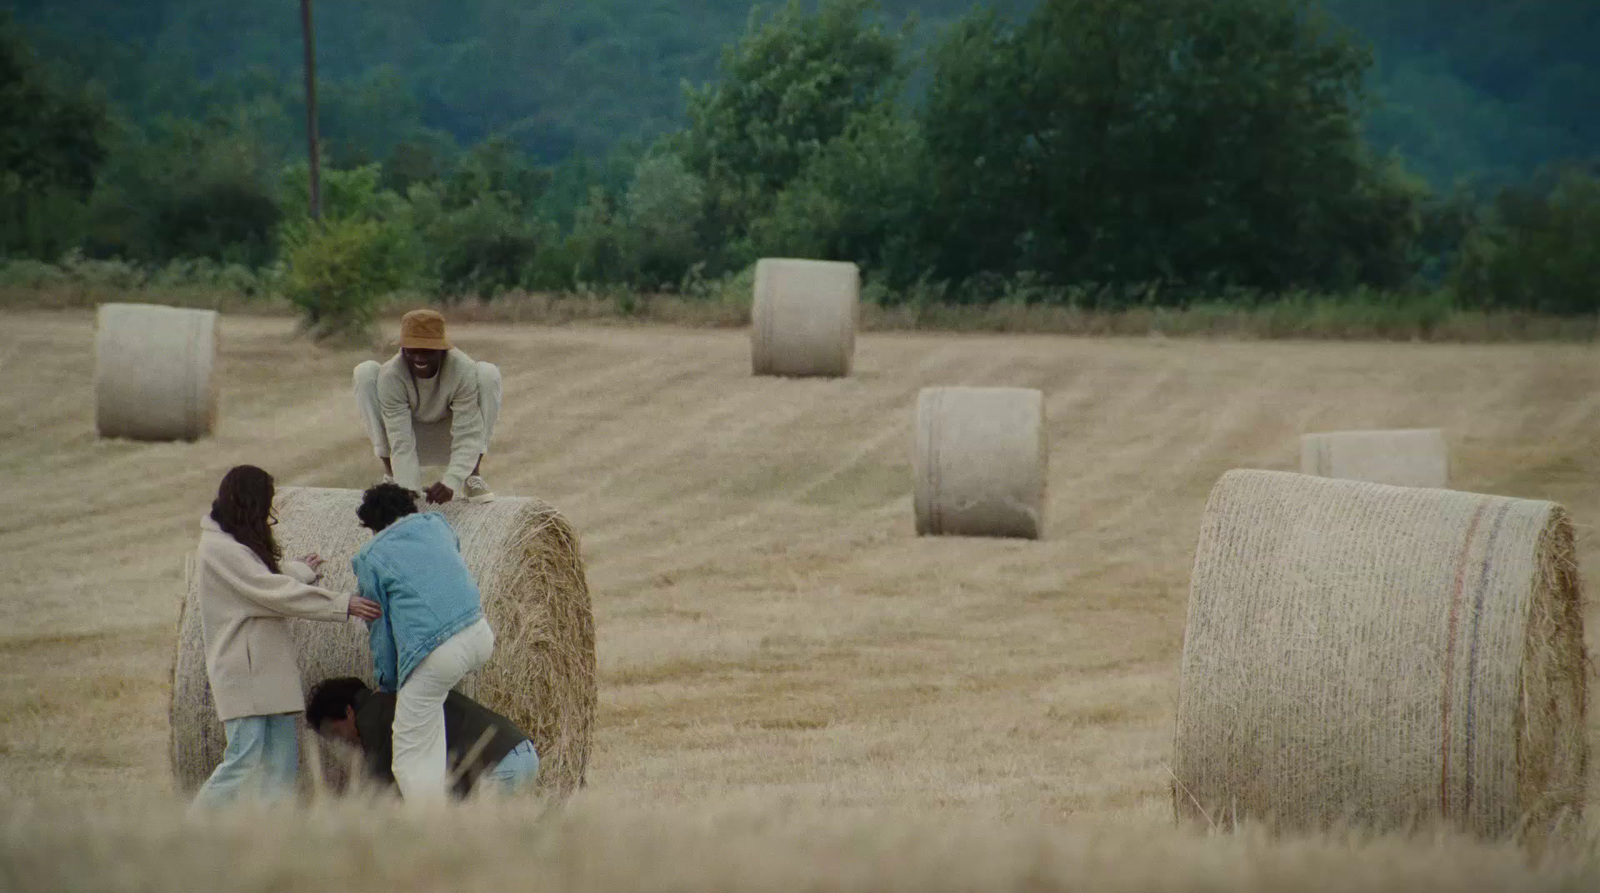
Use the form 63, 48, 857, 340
5, 796, 1600, 893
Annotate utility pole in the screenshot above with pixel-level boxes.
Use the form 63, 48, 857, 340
300, 0, 322, 220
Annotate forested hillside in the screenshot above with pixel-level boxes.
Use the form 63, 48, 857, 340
2, 0, 1596, 327
9, 0, 1596, 182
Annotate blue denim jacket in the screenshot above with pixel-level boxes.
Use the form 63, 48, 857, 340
352, 511, 484, 692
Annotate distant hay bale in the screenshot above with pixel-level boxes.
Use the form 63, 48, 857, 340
170, 487, 597, 797
913, 386, 1047, 539
1173, 469, 1587, 842
94, 303, 219, 441
1300, 428, 1449, 489
750, 258, 858, 377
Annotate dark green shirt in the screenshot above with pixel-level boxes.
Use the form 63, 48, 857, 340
352, 688, 529, 798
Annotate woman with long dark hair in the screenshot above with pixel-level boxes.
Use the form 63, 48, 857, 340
191, 465, 381, 807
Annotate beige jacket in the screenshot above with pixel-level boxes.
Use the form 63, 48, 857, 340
376, 348, 486, 493
196, 515, 352, 721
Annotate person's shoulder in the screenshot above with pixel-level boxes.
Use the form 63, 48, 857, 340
195, 521, 248, 564
375, 354, 409, 388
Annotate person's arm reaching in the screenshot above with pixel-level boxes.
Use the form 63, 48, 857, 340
440, 359, 486, 496
377, 370, 423, 493
207, 542, 373, 622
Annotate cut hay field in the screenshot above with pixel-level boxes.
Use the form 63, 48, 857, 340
4, 308, 1600, 889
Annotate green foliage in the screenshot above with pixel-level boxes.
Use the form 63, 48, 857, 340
748, 104, 931, 286
618, 153, 704, 289
282, 215, 414, 338
680, 0, 908, 265
83, 119, 282, 265
278, 162, 417, 336
1453, 166, 1600, 315
918, 0, 1418, 296
443, 136, 551, 213
415, 189, 547, 300
0, 12, 109, 257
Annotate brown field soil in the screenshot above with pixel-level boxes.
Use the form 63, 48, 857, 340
3, 308, 1600, 888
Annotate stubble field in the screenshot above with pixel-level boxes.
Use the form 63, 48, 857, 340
3, 309, 1600, 890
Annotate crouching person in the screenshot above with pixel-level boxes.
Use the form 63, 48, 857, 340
352, 309, 500, 505
306, 677, 539, 798
352, 481, 497, 804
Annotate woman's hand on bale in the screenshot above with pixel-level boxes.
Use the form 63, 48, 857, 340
301, 553, 324, 573
347, 596, 381, 621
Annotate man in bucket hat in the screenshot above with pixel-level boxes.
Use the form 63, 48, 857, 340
353, 309, 498, 504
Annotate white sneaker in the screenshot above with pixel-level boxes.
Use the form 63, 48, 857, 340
463, 475, 495, 503
381, 473, 397, 486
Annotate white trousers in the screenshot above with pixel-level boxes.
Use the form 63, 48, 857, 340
352, 361, 503, 466
391, 617, 496, 803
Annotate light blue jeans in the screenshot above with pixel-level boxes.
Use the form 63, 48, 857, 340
191, 713, 299, 808
483, 739, 540, 794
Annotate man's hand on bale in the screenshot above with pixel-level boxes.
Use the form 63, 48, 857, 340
425, 482, 454, 504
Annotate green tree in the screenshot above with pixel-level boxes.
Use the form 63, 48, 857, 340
279, 161, 418, 337
1453, 165, 1600, 315
0, 13, 109, 258
678, 0, 908, 268
618, 152, 704, 289
748, 103, 931, 286
920, 0, 1419, 296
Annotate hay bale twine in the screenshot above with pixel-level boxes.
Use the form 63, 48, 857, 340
1173, 469, 1586, 841
170, 487, 597, 797
913, 386, 1046, 539
94, 303, 219, 441
750, 258, 858, 377
1300, 428, 1449, 489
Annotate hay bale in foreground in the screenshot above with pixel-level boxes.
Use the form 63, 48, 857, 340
1300, 428, 1448, 489
913, 386, 1046, 539
750, 258, 858, 377
171, 487, 596, 797
1174, 469, 1587, 842
94, 303, 219, 441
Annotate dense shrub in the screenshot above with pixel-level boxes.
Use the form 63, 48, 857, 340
1453, 167, 1600, 315
282, 215, 415, 339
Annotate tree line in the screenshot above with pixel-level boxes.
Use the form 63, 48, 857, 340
1, 0, 1597, 332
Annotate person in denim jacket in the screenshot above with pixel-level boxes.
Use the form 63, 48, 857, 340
352, 482, 496, 803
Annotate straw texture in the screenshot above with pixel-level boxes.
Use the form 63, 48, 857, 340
750, 258, 858, 377
170, 487, 596, 797
913, 387, 1047, 539
94, 303, 218, 441
1300, 428, 1449, 489
1173, 470, 1587, 842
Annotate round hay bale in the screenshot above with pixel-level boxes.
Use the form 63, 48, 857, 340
913, 386, 1047, 539
170, 487, 597, 797
94, 303, 219, 441
750, 258, 858, 378
1300, 428, 1449, 489
1173, 469, 1587, 842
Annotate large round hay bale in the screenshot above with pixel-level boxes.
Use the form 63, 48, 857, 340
750, 258, 858, 378
94, 303, 219, 441
913, 386, 1047, 539
1300, 428, 1449, 489
1173, 469, 1587, 841
170, 487, 597, 797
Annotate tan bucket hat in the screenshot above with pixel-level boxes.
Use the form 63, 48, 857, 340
398, 309, 452, 350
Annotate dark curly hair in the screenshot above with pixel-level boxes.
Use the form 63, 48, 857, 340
358, 482, 419, 533
211, 465, 281, 574
305, 676, 371, 731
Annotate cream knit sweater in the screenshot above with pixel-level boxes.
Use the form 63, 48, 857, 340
196, 515, 352, 721
375, 347, 487, 493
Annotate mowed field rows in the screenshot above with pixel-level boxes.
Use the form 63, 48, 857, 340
3, 309, 1600, 830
